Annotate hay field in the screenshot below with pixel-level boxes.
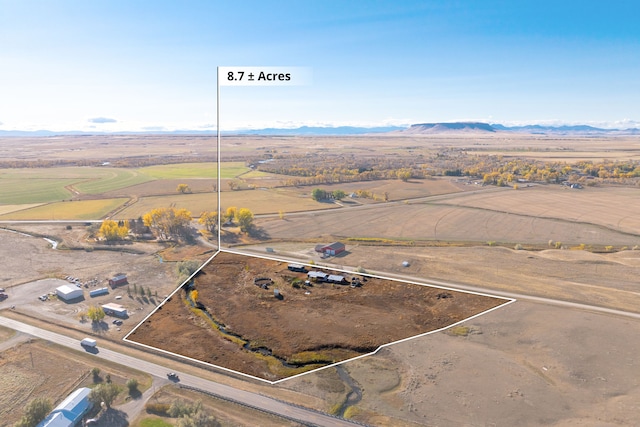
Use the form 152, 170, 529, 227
0, 198, 128, 220
0, 203, 45, 216
436, 185, 640, 235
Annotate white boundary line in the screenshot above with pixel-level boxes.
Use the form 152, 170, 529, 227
124, 248, 515, 384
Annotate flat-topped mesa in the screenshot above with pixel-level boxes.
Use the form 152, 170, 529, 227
403, 122, 497, 134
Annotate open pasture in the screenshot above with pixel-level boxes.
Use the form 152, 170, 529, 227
435, 185, 640, 236
0, 198, 128, 220
256, 197, 640, 246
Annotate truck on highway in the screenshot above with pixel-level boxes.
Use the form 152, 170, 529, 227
80, 337, 97, 348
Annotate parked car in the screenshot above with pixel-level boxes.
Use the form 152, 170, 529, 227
38, 295, 48, 301
112, 319, 123, 326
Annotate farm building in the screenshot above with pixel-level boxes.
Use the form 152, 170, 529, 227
56, 284, 83, 302
37, 387, 92, 427
315, 242, 346, 256
102, 302, 128, 318
108, 273, 128, 288
327, 274, 346, 284
307, 271, 328, 281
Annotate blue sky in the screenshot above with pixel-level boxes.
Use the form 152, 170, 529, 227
1, 1, 639, 131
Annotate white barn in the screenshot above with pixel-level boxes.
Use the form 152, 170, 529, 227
56, 284, 83, 301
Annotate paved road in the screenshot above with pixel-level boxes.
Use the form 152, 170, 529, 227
0, 316, 361, 427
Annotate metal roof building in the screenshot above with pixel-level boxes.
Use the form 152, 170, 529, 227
37, 387, 92, 427
56, 284, 83, 301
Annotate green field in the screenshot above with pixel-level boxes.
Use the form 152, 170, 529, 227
0, 177, 75, 204
74, 168, 153, 194
0, 198, 128, 220
0, 167, 151, 203
138, 162, 248, 179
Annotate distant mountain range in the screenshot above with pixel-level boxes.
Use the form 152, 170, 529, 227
1, 122, 639, 136
402, 122, 640, 135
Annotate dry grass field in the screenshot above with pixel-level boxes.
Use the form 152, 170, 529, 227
282, 299, 640, 426
0, 338, 151, 426
0, 198, 129, 220
255, 191, 640, 246
437, 185, 640, 236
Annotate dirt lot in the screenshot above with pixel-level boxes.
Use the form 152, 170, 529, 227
0, 225, 214, 339
127, 251, 508, 381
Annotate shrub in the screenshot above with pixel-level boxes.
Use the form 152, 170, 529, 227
145, 402, 170, 415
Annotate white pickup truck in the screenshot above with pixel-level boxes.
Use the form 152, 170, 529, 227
80, 337, 97, 348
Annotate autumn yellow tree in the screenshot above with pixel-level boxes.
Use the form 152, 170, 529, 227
143, 207, 192, 240
176, 183, 191, 193
236, 208, 254, 233
87, 305, 105, 323
198, 211, 218, 233
224, 207, 237, 224
98, 220, 129, 241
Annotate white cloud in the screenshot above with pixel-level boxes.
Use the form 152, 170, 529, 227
88, 117, 117, 124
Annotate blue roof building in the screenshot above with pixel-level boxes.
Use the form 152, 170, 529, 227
37, 387, 92, 427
